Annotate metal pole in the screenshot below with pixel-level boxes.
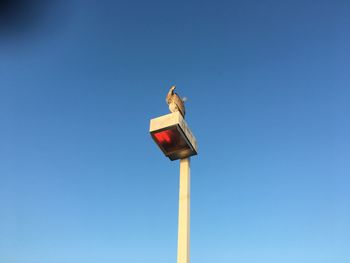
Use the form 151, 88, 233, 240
177, 157, 190, 263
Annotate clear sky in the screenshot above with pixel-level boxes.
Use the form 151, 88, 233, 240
0, 0, 349, 262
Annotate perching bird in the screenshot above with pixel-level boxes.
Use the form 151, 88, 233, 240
166, 85, 186, 117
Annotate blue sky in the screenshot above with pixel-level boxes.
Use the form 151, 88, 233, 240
0, 0, 349, 262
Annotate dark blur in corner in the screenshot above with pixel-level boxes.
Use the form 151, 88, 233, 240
0, 0, 48, 37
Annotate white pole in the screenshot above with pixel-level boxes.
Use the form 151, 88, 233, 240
177, 157, 190, 263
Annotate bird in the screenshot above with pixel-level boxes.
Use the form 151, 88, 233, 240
166, 85, 186, 118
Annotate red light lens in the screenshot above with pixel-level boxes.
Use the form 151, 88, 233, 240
153, 130, 172, 144
153, 126, 189, 154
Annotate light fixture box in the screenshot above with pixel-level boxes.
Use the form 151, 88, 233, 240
150, 112, 198, 161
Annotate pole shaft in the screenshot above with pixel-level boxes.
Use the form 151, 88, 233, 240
177, 158, 190, 263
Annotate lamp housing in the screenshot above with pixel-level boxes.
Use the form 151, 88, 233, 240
150, 112, 198, 161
